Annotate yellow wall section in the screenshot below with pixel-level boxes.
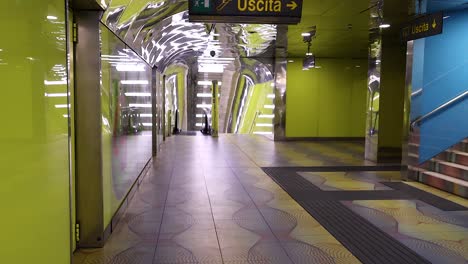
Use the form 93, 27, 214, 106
286, 58, 367, 138
0, 1, 71, 263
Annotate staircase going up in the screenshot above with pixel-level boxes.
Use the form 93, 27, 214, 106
408, 134, 468, 198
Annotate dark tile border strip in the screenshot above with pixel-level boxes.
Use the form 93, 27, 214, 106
283, 137, 365, 142
281, 165, 405, 172
382, 182, 467, 211
262, 167, 431, 264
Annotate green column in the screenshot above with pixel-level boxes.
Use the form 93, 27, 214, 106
212, 80, 220, 137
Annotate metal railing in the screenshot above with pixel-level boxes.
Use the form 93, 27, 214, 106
411, 90, 468, 129
411, 88, 423, 97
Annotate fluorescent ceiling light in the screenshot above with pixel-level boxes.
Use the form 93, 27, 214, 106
125, 92, 151, 97
198, 81, 222, 86
256, 123, 273, 127
199, 57, 235, 61
198, 63, 224, 73
142, 123, 152, 127
267, 94, 275, 99
259, 114, 275, 119
55, 104, 70, 109
63, 114, 69, 118
121, 80, 149, 85
197, 93, 212, 98
129, 104, 151, 108
288, 60, 294, 63
44, 80, 67, 85
301, 32, 311, 37
116, 64, 145, 72
196, 114, 212, 118
195, 123, 204, 127
379, 24, 391, 29
196, 104, 212, 108
47, 15, 58, 20
140, 114, 153, 117
45, 93, 68, 97
264, 105, 275, 109
253, 132, 273, 135
306, 52, 313, 56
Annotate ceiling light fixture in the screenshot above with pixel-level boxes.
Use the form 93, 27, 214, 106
197, 81, 222, 86
124, 92, 151, 97
379, 23, 391, 29
116, 64, 146, 72
121, 80, 149, 85
47, 15, 58, 20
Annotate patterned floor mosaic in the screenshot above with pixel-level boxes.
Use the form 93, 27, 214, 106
74, 135, 468, 264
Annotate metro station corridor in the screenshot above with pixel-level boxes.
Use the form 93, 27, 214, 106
2, 0, 468, 263
74, 134, 468, 264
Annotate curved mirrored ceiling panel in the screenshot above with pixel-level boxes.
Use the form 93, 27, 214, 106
102, 1, 277, 69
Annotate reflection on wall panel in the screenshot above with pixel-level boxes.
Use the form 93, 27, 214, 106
100, 24, 152, 227
0, 1, 71, 263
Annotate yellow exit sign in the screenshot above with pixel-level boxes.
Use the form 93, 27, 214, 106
402, 12, 443, 42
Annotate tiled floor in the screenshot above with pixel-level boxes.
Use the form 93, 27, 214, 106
74, 134, 468, 264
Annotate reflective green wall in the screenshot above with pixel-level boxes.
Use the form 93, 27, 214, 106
100, 25, 153, 227
0, 1, 71, 263
286, 58, 367, 138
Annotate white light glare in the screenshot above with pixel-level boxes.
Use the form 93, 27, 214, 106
45, 93, 68, 97
47, 15, 58, 20
259, 114, 275, 119
129, 104, 152, 108
121, 80, 149, 85
379, 24, 391, 29
256, 123, 273, 127
55, 104, 70, 109
196, 104, 212, 108
267, 94, 275, 99
142, 123, 152, 127
125, 92, 151, 97
196, 114, 212, 118
116, 64, 146, 72
198, 63, 224, 73
197, 93, 212, 98
45, 80, 67, 85
301, 32, 311, 37
264, 105, 275, 109
253, 132, 273, 135
198, 81, 222, 86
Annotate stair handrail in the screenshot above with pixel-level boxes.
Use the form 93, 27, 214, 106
411, 90, 468, 129
411, 88, 423, 97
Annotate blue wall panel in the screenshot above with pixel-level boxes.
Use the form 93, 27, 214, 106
417, 9, 468, 162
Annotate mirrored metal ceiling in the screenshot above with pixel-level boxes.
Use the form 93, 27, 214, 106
101, 0, 277, 69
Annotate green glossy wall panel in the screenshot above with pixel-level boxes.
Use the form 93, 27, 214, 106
286, 58, 367, 138
100, 25, 153, 227
0, 1, 71, 263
